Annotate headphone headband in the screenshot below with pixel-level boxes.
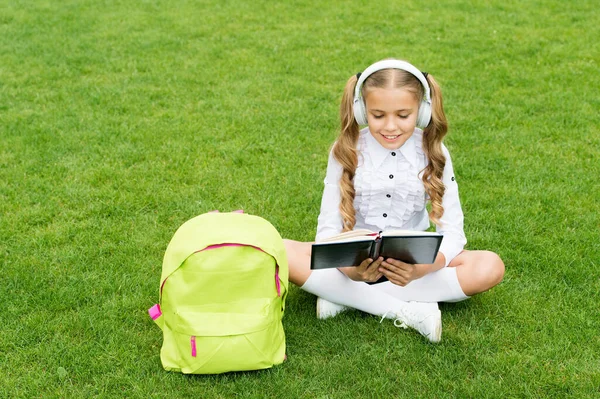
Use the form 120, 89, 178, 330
354, 59, 431, 103
352, 59, 432, 128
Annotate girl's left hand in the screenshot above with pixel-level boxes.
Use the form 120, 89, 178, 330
379, 259, 427, 286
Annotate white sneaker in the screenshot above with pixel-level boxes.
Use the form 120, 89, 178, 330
316, 297, 348, 319
390, 301, 442, 343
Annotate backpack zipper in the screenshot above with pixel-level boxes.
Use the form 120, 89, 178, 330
275, 265, 281, 297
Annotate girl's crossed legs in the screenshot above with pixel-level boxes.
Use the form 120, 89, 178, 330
284, 239, 504, 307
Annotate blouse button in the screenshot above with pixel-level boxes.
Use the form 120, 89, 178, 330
389, 174, 394, 179
383, 213, 387, 218
386, 194, 391, 198
391, 152, 396, 156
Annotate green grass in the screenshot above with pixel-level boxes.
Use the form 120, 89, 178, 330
1, 0, 599, 397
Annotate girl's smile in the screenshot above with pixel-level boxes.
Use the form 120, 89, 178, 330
379, 133, 402, 143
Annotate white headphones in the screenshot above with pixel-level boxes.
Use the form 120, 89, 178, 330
353, 59, 432, 129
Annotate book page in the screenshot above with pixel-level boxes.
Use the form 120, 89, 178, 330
380, 230, 442, 237
318, 229, 377, 243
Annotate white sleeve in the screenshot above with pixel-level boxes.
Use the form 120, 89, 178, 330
315, 149, 344, 242
435, 144, 467, 266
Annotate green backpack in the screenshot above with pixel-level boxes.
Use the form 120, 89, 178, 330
148, 211, 288, 374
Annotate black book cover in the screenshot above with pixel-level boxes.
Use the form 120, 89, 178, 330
310, 232, 443, 285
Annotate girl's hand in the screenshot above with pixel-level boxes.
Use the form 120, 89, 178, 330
379, 259, 428, 286
339, 257, 384, 283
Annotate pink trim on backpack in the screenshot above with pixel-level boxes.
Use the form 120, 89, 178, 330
191, 336, 197, 357
148, 304, 162, 320
200, 243, 263, 252
275, 266, 281, 297
201, 243, 245, 251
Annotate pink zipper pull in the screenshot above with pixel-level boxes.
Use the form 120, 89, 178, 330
191, 336, 197, 357
275, 266, 281, 297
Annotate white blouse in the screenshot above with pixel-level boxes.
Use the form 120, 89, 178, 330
316, 127, 467, 266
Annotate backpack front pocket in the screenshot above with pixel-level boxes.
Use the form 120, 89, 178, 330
164, 298, 284, 374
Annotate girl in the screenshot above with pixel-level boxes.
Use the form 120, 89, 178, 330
284, 59, 505, 343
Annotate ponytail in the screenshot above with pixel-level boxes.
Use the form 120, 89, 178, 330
421, 74, 448, 225
333, 75, 361, 232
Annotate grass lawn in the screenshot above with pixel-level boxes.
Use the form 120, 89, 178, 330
1, 0, 599, 397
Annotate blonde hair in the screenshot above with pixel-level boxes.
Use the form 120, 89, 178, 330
333, 64, 449, 231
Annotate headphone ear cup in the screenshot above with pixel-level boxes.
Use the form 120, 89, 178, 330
353, 98, 368, 125
416, 100, 432, 129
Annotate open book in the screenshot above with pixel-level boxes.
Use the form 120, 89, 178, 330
310, 229, 443, 271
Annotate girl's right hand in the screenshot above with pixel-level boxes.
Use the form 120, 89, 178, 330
339, 257, 384, 283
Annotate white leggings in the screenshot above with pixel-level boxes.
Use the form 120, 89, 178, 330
301, 266, 468, 317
